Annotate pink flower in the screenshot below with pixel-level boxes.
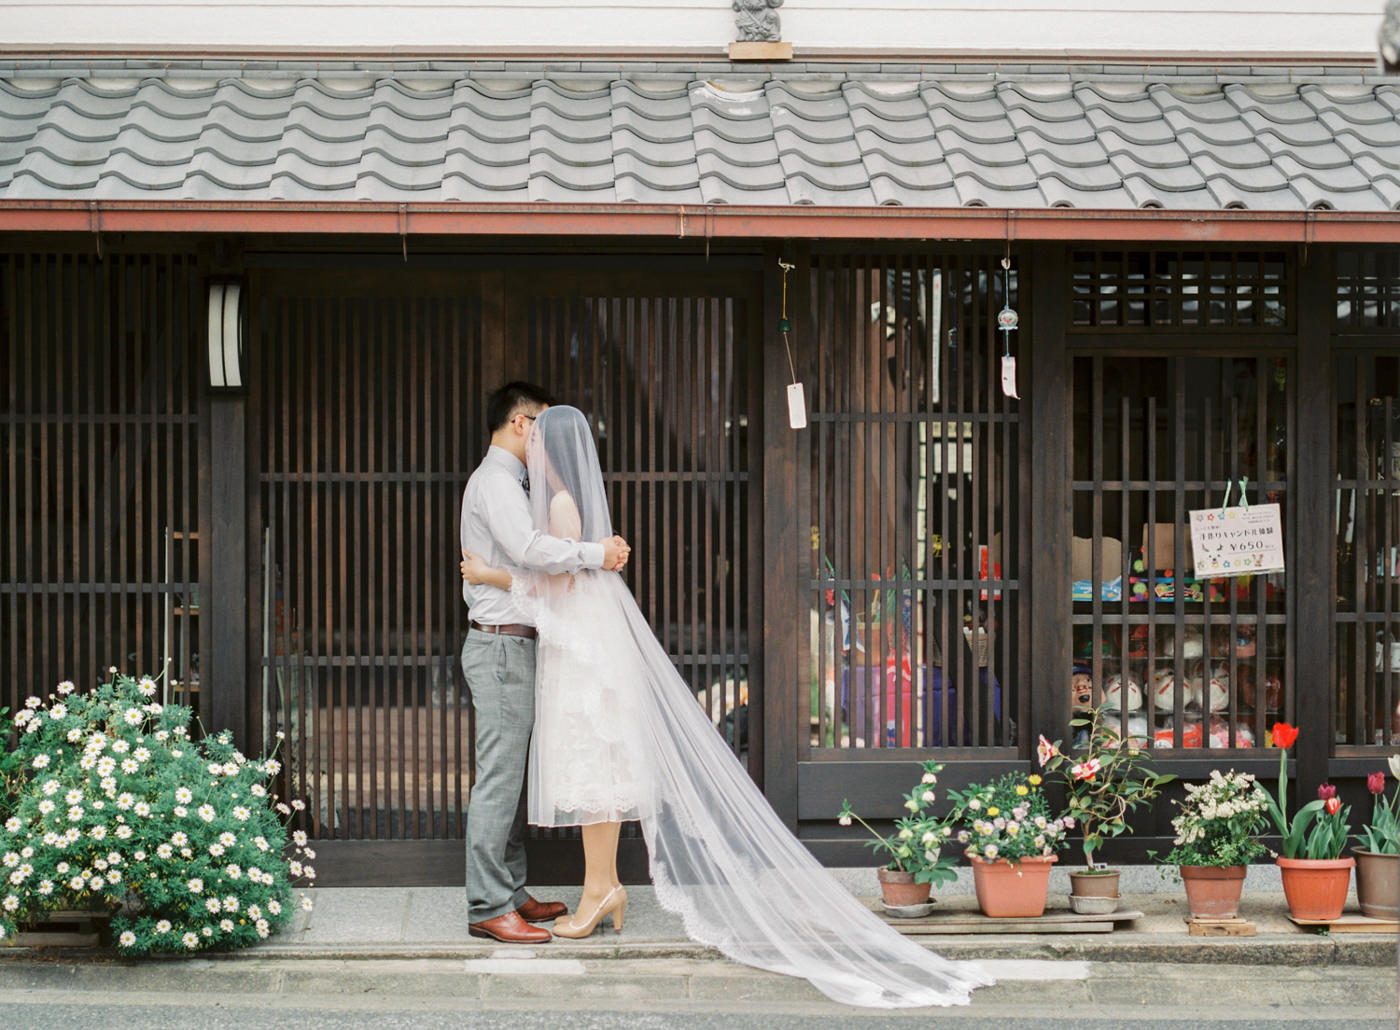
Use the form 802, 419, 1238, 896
1368, 771, 1386, 795
1037, 735, 1057, 767
1317, 783, 1337, 801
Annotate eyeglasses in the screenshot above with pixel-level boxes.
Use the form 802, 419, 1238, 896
516, 413, 537, 424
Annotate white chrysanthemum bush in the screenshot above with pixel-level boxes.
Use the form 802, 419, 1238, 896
0, 671, 313, 952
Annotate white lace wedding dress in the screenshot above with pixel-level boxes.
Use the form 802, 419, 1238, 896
528, 492, 647, 827
510, 406, 992, 1009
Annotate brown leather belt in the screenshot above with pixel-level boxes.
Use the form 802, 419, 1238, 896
470, 620, 537, 640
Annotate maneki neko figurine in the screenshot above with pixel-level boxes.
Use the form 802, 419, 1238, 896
1103, 670, 1143, 712
1151, 665, 1204, 711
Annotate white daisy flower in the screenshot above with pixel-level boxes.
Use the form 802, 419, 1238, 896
2, 895, 19, 912
219, 919, 234, 933
156, 844, 173, 859
291, 800, 305, 812
89, 826, 107, 841
111, 739, 129, 754
182, 932, 199, 949
56, 681, 74, 695
222, 896, 238, 912
118, 930, 136, 948
225, 864, 241, 880
197, 805, 216, 823
67, 807, 84, 822
267, 899, 282, 916
3, 818, 19, 833
137, 678, 157, 697
173, 806, 187, 818
250, 784, 266, 797
300, 896, 313, 912
204, 898, 221, 914
134, 801, 151, 818
24, 696, 40, 709
115, 826, 133, 840
31, 754, 50, 770
171, 832, 187, 846
66, 727, 82, 743
116, 794, 135, 810
201, 927, 213, 938
122, 709, 143, 727
232, 807, 250, 822
186, 878, 203, 894
64, 789, 82, 805
208, 843, 224, 858
154, 920, 171, 934
42, 780, 60, 796
120, 759, 138, 775
134, 747, 151, 762
174, 787, 193, 805
37, 880, 53, 896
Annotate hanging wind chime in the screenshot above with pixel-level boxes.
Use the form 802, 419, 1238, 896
998, 255, 1020, 400
778, 258, 806, 428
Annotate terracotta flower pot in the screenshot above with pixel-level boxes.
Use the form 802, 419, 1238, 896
1178, 865, 1246, 919
1069, 869, 1120, 914
1277, 856, 1355, 921
1353, 849, 1399, 921
970, 854, 1057, 918
876, 867, 931, 908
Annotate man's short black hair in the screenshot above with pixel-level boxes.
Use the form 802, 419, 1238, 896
486, 381, 555, 434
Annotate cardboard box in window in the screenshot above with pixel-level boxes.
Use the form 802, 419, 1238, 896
1140, 522, 1180, 572
1071, 535, 1124, 582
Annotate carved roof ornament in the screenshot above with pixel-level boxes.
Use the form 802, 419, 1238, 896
729, 0, 792, 60
734, 0, 784, 42
1383, 0, 1400, 72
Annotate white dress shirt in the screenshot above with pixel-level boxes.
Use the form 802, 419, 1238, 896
459, 445, 605, 625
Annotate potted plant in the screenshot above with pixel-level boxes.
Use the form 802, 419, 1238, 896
1353, 756, 1400, 920
1, 670, 314, 951
947, 772, 1072, 918
1263, 722, 1355, 921
838, 761, 960, 909
1156, 770, 1270, 919
1038, 713, 1175, 913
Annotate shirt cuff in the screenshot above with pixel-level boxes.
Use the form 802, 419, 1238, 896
581, 541, 606, 569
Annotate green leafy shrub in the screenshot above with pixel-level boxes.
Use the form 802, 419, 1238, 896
1, 671, 313, 952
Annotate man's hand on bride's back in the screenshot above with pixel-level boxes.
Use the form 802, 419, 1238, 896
602, 535, 631, 572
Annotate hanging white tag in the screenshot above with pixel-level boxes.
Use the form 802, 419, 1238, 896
786, 382, 807, 429
1001, 354, 1020, 399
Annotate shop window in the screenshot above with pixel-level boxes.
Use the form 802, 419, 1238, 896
1335, 352, 1400, 748
804, 253, 1023, 751
1071, 250, 1288, 331
1335, 250, 1400, 332
1070, 354, 1291, 750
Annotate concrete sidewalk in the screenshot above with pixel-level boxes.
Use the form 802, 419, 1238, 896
246, 881, 1397, 967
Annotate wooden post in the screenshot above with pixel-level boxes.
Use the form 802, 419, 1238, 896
207, 393, 249, 749
762, 241, 803, 827
1293, 244, 1334, 792
1027, 243, 1071, 757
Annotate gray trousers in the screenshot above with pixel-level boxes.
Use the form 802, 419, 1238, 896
461, 630, 536, 922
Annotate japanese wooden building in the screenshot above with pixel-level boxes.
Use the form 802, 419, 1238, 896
3, 59, 1399, 882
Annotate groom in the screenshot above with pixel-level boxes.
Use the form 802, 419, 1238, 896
459, 381, 630, 943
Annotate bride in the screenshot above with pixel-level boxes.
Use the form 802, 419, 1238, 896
461, 405, 991, 1009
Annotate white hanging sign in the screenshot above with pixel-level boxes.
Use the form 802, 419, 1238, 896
1189, 503, 1285, 578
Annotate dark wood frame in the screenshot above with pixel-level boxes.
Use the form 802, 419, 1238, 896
2, 234, 1391, 881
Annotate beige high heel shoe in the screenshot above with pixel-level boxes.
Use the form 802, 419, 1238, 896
552, 886, 626, 939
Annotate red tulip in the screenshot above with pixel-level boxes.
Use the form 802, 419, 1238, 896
1369, 771, 1387, 795
1324, 797, 1341, 815
1317, 783, 1337, 801
1271, 722, 1299, 749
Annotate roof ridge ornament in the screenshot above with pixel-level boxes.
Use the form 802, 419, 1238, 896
730, 0, 793, 62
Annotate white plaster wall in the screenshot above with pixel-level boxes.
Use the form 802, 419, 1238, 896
0, 0, 1384, 56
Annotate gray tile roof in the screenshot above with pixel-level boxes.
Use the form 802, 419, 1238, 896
1, 64, 1398, 210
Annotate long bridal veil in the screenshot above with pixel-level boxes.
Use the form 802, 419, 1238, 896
512, 406, 992, 1009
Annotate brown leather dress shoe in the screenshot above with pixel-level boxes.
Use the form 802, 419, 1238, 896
468, 910, 552, 944
517, 895, 568, 923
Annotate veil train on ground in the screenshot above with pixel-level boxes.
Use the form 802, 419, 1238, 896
511, 405, 993, 1009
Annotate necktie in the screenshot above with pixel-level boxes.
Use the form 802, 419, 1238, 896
521, 474, 530, 497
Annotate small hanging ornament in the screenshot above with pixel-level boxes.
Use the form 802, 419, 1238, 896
778, 258, 806, 429
998, 256, 1020, 400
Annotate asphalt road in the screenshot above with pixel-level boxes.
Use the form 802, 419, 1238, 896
0, 956, 1393, 1030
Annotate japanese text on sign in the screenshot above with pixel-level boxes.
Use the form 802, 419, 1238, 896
1189, 503, 1285, 578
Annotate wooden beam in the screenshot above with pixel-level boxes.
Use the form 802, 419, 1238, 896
207, 395, 250, 750
6, 202, 1400, 243
1027, 242, 1071, 761
1293, 244, 1334, 793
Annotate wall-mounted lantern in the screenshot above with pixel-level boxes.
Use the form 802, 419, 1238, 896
207, 280, 246, 391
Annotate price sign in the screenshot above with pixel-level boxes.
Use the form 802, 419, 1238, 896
1189, 503, 1285, 578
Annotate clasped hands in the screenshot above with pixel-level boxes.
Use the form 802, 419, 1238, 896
460, 535, 630, 585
